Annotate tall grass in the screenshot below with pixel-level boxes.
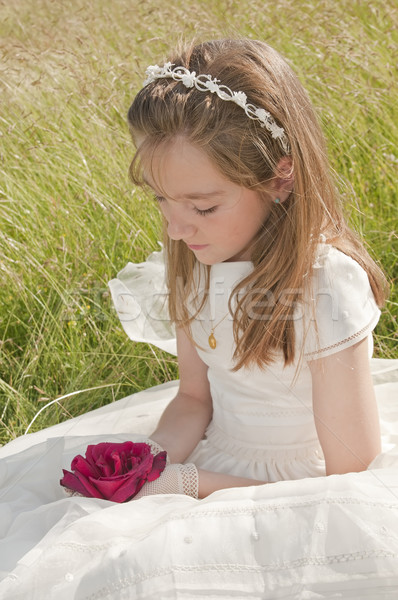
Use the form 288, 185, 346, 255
0, 0, 397, 445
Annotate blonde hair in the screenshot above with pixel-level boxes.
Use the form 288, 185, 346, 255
127, 38, 387, 369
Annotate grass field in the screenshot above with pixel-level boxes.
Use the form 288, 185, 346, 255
0, 0, 397, 445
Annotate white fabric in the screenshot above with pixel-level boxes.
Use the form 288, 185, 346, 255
108, 245, 177, 355
298, 242, 381, 359
1, 246, 398, 599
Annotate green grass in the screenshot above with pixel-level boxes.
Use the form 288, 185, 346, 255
0, 0, 397, 445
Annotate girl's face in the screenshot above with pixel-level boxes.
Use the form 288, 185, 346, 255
141, 136, 272, 265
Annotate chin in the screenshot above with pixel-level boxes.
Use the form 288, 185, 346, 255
195, 257, 219, 266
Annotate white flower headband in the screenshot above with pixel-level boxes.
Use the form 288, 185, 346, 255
143, 63, 289, 152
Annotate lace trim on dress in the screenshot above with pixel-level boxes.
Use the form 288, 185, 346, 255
67, 550, 398, 600
56, 495, 398, 533
216, 402, 311, 419
304, 317, 377, 359
169, 496, 398, 519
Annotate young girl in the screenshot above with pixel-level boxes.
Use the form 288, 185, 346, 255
120, 37, 386, 498
1, 38, 397, 599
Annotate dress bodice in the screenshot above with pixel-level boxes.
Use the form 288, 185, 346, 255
188, 261, 321, 481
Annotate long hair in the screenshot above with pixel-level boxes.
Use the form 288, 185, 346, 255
127, 38, 387, 369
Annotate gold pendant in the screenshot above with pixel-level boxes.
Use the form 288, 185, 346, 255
208, 332, 217, 349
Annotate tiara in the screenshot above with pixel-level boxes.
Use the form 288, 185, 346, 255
143, 63, 289, 152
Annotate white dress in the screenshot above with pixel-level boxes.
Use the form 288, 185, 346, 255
1, 241, 398, 599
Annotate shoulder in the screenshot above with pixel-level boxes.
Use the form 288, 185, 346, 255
296, 241, 381, 360
310, 242, 373, 295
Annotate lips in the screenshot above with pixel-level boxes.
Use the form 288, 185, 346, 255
187, 244, 209, 250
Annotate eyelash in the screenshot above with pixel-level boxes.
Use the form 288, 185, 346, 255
194, 206, 217, 216
154, 196, 217, 217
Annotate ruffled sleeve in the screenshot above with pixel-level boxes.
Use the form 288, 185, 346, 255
295, 242, 381, 361
108, 247, 177, 355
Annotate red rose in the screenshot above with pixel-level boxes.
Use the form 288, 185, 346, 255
60, 441, 167, 502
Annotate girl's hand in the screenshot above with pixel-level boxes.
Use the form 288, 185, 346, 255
133, 463, 199, 499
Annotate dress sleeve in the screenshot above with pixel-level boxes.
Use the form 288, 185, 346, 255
108, 247, 177, 355
295, 243, 381, 361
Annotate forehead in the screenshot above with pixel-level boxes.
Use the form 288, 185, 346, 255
139, 136, 232, 199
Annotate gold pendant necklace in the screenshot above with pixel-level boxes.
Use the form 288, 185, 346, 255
208, 311, 230, 349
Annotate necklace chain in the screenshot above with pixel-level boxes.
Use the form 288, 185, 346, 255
208, 311, 230, 349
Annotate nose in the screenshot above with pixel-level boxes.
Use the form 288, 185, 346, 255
166, 211, 196, 241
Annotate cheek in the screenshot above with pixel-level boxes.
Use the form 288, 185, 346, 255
241, 210, 265, 237
250, 205, 270, 232
220, 214, 243, 240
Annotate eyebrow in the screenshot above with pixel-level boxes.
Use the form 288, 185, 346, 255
143, 179, 226, 201
177, 191, 227, 201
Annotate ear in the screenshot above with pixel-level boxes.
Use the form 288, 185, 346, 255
272, 157, 294, 203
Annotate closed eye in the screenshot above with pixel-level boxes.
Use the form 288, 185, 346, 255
194, 206, 217, 216
154, 195, 217, 217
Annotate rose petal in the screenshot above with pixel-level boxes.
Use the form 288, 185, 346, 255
90, 442, 114, 464
91, 474, 128, 499
147, 451, 167, 482
85, 444, 107, 475
71, 454, 100, 479
86, 443, 100, 464
108, 474, 146, 503
95, 457, 112, 477
60, 469, 104, 499
90, 443, 134, 477
130, 451, 154, 478
110, 451, 123, 476
96, 450, 117, 477
108, 453, 155, 502
130, 443, 151, 458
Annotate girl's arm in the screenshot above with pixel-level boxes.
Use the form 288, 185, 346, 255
197, 469, 265, 498
308, 336, 381, 475
149, 327, 214, 464
149, 329, 266, 496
